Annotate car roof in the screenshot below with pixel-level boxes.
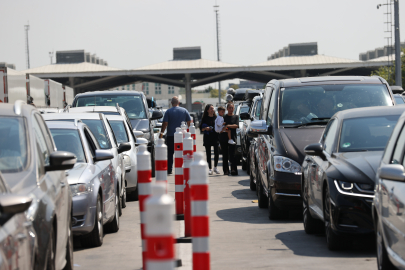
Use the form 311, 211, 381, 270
105, 115, 124, 121
46, 120, 82, 130
0, 101, 37, 117
276, 76, 384, 88
69, 106, 118, 113
334, 106, 405, 120
42, 112, 103, 121
75, 90, 143, 97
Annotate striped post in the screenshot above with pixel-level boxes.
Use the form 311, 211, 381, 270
183, 132, 194, 237
137, 144, 152, 270
155, 138, 168, 193
190, 152, 210, 270
189, 123, 196, 152
174, 127, 184, 215
181, 121, 188, 137
145, 183, 175, 270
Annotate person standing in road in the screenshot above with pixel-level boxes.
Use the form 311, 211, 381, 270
159, 96, 191, 174
219, 102, 239, 175
200, 104, 220, 175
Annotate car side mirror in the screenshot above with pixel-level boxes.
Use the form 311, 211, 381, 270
133, 130, 144, 138
118, 142, 132, 154
378, 164, 405, 181
240, 112, 250, 120
150, 111, 163, 120
94, 149, 114, 162
136, 138, 148, 146
0, 194, 32, 215
304, 143, 326, 160
45, 151, 76, 171
250, 120, 271, 135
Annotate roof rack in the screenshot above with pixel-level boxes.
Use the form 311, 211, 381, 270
14, 100, 26, 115
74, 119, 82, 127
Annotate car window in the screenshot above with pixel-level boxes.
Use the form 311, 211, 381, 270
50, 129, 86, 163
340, 115, 399, 153
280, 84, 392, 125
266, 89, 276, 126
109, 120, 129, 144
239, 106, 249, 121
0, 117, 28, 173
81, 120, 112, 149
75, 95, 147, 120
392, 125, 405, 164
255, 99, 262, 119
33, 116, 50, 166
394, 96, 405, 104
35, 114, 55, 151
323, 119, 338, 154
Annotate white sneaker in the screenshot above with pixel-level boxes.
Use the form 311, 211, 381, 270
228, 139, 236, 145
214, 167, 220, 174
209, 169, 213, 175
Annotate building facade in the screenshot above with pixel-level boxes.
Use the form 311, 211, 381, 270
113, 82, 182, 100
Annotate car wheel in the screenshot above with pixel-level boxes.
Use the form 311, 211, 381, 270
376, 219, 395, 270
268, 187, 284, 220
46, 224, 56, 270
242, 157, 247, 171
324, 186, 347, 250
303, 200, 323, 234
81, 195, 103, 248
121, 185, 127, 209
105, 193, 120, 233
63, 210, 74, 270
128, 186, 139, 201
249, 165, 256, 192
118, 188, 123, 217
256, 171, 267, 209
246, 155, 250, 175
151, 148, 156, 178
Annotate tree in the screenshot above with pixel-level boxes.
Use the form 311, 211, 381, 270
229, 84, 239, 89
209, 88, 226, 98
371, 48, 405, 85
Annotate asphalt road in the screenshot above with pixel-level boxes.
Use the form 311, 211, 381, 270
73, 133, 377, 270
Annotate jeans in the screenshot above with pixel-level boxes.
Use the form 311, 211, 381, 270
165, 136, 174, 172
205, 145, 219, 170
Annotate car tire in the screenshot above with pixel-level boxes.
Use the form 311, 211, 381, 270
256, 171, 267, 209
128, 186, 139, 201
324, 186, 348, 250
121, 185, 127, 209
63, 210, 74, 270
268, 187, 284, 220
303, 200, 323, 234
246, 155, 250, 175
105, 193, 120, 233
118, 189, 123, 217
376, 219, 395, 270
242, 158, 247, 171
46, 224, 56, 270
249, 158, 256, 191
81, 195, 103, 248
151, 148, 156, 178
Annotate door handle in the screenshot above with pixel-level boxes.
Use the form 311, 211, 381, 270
60, 182, 66, 188
311, 164, 317, 168
16, 233, 27, 241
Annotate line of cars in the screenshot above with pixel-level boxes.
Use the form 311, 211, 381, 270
240, 76, 405, 269
0, 90, 162, 269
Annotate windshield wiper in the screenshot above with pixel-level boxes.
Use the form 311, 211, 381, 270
310, 118, 331, 121
284, 120, 329, 128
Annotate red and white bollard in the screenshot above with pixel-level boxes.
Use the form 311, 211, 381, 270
181, 121, 188, 137
155, 138, 168, 193
145, 183, 175, 270
190, 152, 210, 270
137, 144, 152, 270
174, 127, 184, 215
189, 123, 196, 152
183, 132, 194, 237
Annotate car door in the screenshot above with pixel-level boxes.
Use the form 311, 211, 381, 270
383, 124, 405, 260
32, 113, 68, 266
105, 119, 122, 197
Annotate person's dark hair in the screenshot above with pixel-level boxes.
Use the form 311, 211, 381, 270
217, 106, 225, 112
226, 102, 234, 109
201, 104, 216, 129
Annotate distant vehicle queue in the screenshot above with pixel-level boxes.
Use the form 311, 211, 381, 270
1, 73, 405, 270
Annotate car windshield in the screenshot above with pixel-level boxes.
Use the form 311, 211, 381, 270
255, 100, 262, 119
81, 120, 112, 149
394, 96, 405, 104
280, 84, 392, 126
0, 117, 28, 173
339, 115, 400, 152
109, 121, 129, 144
239, 106, 250, 121
50, 129, 86, 163
75, 95, 146, 120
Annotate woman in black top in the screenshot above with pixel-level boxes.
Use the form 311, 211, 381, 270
219, 102, 239, 175
200, 104, 219, 175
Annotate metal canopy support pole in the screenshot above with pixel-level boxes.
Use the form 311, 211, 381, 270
394, 0, 402, 87
185, 73, 192, 111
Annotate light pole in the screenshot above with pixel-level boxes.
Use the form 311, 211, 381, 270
393, 0, 402, 87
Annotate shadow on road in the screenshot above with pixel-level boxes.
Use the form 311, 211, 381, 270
216, 206, 270, 224
275, 230, 376, 258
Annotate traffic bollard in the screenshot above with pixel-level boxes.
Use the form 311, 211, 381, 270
190, 152, 210, 270
137, 144, 152, 270
145, 183, 175, 270
181, 121, 188, 137
183, 132, 193, 237
155, 138, 168, 193
189, 123, 196, 152
174, 127, 184, 215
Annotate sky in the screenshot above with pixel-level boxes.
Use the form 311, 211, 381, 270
1, 0, 404, 88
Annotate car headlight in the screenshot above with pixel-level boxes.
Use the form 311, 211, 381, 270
123, 154, 131, 167
338, 180, 354, 191
274, 156, 301, 174
70, 182, 93, 197
25, 194, 39, 222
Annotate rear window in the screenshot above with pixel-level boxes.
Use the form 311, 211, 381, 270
109, 121, 129, 144
50, 129, 86, 163
81, 120, 112, 149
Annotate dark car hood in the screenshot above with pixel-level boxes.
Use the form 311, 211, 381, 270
279, 127, 325, 163
130, 119, 149, 132
330, 151, 383, 184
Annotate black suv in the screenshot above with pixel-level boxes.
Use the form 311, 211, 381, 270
71, 91, 163, 176
249, 76, 395, 220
